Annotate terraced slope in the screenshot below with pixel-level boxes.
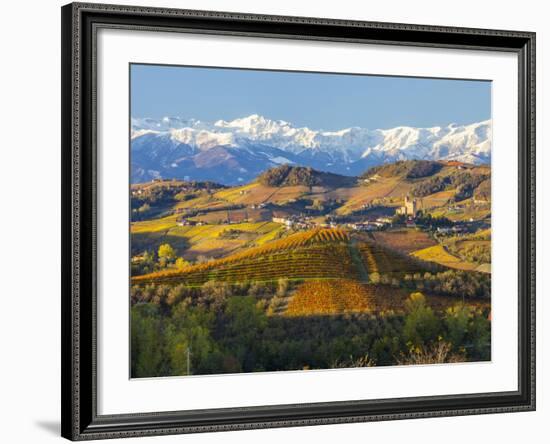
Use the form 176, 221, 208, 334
285, 280, 381, 315
284, 279, 477, 317
132, 228, 358, 286
359, 241, 436, 275
133, 227, 441, 288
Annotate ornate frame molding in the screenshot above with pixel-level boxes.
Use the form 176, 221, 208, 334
61, 2, 535, 440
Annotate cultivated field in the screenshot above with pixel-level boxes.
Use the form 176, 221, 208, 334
284, 279, 488, 316
132, 228, 359, 286
334, 177, 401, 214
358, 241, 434, 274
286, 280, 380, 315
411, 245, 479, 271
132, 218, 285, 260
371, 229, 437, 254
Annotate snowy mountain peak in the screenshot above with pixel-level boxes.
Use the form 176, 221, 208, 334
131, 114, 491, 184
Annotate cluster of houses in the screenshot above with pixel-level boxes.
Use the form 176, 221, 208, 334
270, 215, 394, 232
272, 215, 317, 230
176, 218, 207, 227
436, 225, 469, 235
346, 217, 393, 232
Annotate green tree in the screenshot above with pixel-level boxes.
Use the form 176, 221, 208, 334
444, 304, 471, 349
165, 303, 219, 376
221, 297, 268, 372
131, 304, 164, 378
403, 292, 440, 349
199, 281, 232, 311
466, 308, 491, 361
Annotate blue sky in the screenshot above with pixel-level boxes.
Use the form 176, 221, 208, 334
131, 64, 491, 130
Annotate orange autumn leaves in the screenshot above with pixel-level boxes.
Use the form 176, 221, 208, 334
286, 280, 378, 316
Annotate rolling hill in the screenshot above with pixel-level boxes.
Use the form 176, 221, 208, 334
257, 164, 357, 188
131, 227, 438, 287
130, 162, 491, 263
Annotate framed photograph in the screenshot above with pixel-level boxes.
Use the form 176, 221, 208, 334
61, 2, 535, 440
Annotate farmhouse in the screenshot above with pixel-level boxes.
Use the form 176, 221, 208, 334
177, 218, 197, 227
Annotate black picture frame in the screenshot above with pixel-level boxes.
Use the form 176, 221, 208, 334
61, 2, 536, 440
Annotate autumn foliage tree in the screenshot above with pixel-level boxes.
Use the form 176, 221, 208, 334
158, 243, 176, 267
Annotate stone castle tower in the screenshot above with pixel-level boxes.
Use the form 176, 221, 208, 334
397, 195, 419, 216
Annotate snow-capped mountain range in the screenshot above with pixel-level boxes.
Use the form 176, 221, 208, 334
131, 114, 491, 185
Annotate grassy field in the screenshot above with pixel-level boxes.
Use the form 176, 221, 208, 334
131, 218, 285, 260
429, 199, 491, 222
214, 183, 276, 204
334, 177, 401, 214
411, 245, 479, 271
420, 189, 456, 209
172, 194, 228, 212
214, 182, 310, 205
188, 208, 271, 224
409, 225, 491, 274
131, 214, 180, 233
371, 229, 437, 254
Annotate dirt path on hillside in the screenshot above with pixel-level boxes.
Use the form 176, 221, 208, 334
349, 239, 369, 283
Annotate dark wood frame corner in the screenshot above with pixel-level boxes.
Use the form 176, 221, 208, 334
61, 2, 536, 440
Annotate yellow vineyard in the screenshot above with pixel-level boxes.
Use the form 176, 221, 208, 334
132, 228, 353, 286
284, 279, 486, 316
411, 245, 478, 271
359, 241, 430, 274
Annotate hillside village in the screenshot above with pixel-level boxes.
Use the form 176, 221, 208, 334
132, 161, 489, 230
